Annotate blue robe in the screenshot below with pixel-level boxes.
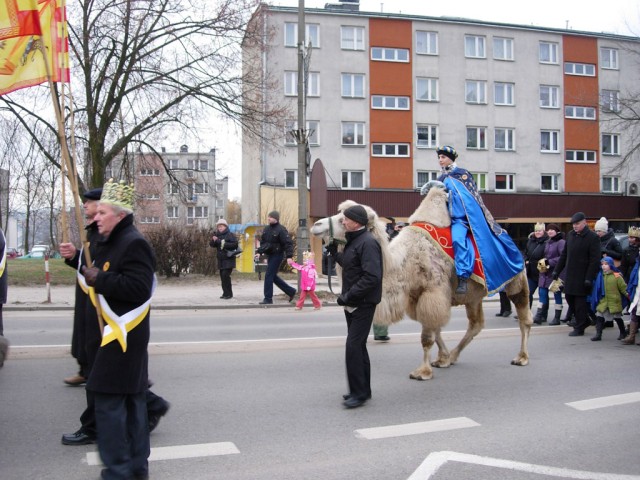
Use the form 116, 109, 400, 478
438, 166, 523, 294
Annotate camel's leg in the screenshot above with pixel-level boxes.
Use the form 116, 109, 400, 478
409, 328, 436, 380
449, 300, 485, 364
509, 286, 531, 366
430, 330, 452, 368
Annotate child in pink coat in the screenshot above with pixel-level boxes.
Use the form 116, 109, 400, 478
287, 252, 322, 310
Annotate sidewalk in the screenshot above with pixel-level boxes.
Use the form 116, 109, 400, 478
5, 275, 343, 311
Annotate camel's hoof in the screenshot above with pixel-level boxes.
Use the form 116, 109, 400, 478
430, 360, 451, 369
511, 357, 529, 366
409, 372, 433, 381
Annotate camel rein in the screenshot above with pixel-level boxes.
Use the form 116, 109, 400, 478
325, 216, 346, 295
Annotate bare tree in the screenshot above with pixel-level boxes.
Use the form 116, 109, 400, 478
1, 0, 285, 192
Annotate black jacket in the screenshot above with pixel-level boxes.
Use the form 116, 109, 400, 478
524, 233, 548, 282
335, 228, 382, 306
620, 244, 639, 282
86, 214, 156, 395
599, 228, 622, 260
209, 227, 239, 270
554, 226, 601, 296
256, 222, 294, 258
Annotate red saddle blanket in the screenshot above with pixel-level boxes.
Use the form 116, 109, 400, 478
410, 222, 486, 283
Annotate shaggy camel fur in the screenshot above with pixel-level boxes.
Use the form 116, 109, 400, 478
310, 184, 532, 380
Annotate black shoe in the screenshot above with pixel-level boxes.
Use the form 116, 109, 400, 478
374, 335, 390, 342
343, 396, 367, 408
220, 295, 232, 299
148, 401, 170, 433
568, 330, 584, 337
548, 319, 560, 326
288, 293, 295, 303
259, 299, 273, 305
501, 311, 512, 317
343, 393, 372, 400
455, 277, 468, 295
61, 429, 95, 445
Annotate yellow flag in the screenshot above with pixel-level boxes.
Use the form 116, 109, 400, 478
0, 0, 69, 96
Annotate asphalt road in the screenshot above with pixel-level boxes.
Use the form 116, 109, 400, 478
1, 305, 639, 480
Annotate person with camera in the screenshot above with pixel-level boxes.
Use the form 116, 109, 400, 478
210, 218, 239, 299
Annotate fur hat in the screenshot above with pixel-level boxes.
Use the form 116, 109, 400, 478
547, 223, 560, 233
216, 218, 228, 227
534, 222, 545, 232
343, 204, 368, 226
594, 217, 608, 232
436, 145, 458, 162
267, 210, 280, 221
570, 212, 586, 224
628, 226, 640, 239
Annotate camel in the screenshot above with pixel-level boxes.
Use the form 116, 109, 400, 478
310, 181, 532, 380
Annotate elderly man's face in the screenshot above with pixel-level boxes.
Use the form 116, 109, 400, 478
94, 203, 125, 236
342, 215, 362, 232
572, 219, 587, 233
83, 199, 99, 221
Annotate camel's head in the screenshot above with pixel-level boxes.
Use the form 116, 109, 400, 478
310, 200, 387, 245
408, 180, 452, 228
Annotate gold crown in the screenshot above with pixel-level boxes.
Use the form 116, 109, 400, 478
534, 222, 545, 232
101, 179, 135, 210
629, 226, 640, 239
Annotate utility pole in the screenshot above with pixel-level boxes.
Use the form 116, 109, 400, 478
296, 0, 309, 269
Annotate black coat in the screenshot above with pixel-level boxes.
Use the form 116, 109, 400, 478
523, 233, 548, 282
86, 215, 156, 395
0, 229, 7, 304
554, 226, 601, 296
599, 229, 622, 260
620, 244, 640, 282
334, 228, 382, 306
209, 227, 238, 270
256, 222, 294, 258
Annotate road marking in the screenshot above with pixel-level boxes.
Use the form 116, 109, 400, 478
355, 417, 480, 440
407, 451, 640, 480
86, 442, 239, 466
566, 392, 640, 411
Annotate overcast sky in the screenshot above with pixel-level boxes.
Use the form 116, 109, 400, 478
215, 0, 640, 200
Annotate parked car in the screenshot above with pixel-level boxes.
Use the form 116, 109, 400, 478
18, 250, 46, 259
6, 247, 20, 259
615, 233, 629, 251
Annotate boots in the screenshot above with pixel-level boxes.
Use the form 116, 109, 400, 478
562, 305, 574, 323
621, 320, 638, 345
549, 306, 562, 326
591, 316, 604, 341
614, 318, 626, 340
533, 303, 549, 325
455, 276, 468, 295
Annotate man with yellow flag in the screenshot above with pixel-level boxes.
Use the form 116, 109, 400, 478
81, 179, 156, 480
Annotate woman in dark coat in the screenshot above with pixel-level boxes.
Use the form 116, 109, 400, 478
0, 229, 7, 366
209, 218, 239, 299
536, 224, 566, 324
524, 223, 548, 309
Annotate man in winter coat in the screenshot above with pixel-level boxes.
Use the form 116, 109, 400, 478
553, 212, 601, 337
80, 179, 156, 480
326, 204, 382, 409
210, 218, 239, 299
255, 210, 296, 304
620, 226, 640, 283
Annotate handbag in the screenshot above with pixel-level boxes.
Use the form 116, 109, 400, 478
226, 248, 243, 258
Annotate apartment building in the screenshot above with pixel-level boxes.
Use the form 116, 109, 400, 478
241, 1, 640, 232
108, 146, 229, 233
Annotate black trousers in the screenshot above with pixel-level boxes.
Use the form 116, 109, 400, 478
499, 291, 512, 313
220, 268, 233, 297
565, 294, 590, 332
94, 391, 149, 480
344, 304, 376, 400
264, 252, 295, 301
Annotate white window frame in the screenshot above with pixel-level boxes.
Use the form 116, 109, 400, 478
139, 216, 160, 224
494, 82, 515, 106
465, 35, 486, 58
565, 150, 596, 163
342, 171, 364, 189
601, 90, 620, 112
466, 126, 487, 150
539, 85, 560, 108
371, 143, 410, 157
341, 73, 365, 98
140, 168, 160, 176
472, 173, 488, 191
371, 95, 410, 110
539, 41, 559, 64
540, 174, 560, 192
564, 62, 596, 76
168, 159, 179, 169
494, 128, 515, 151
167, 206, 179, 218
565, 105, 596, 120
416, 124, 438, 149
416, 31, 438, 55
493, 37, 514, 61
167, 183, 179, 195
284, 71, 320, 97
285, 120, 320, 146
541, 130, 560, 153
284, 22, 320, 48
285, 170, 297, 188
416, 170, 439, 188
602, 176, 620, 193
371, 47, 409, 62
194, 183, 208, 194
465, 80, 487, 104
416, 77, 438, 102
602, 133, 620, 156
495, 173, 515, 192
341, 26, 365, 50
600, 47, 618, 70
341, 122, 365, 146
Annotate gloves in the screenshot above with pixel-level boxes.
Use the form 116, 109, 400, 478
325, 242, 338, 257
584, 279, 592, 290
552, 272, 559, 280
336, 295, 346, 306
82, 266, 100, 286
